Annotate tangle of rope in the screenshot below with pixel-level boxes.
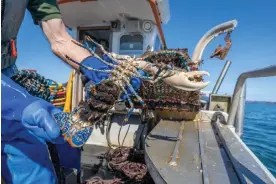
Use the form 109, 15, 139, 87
85, 177, 124, 184
106, 147, 148, 182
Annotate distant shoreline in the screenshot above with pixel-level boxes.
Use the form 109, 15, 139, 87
246, 101, 276, 104
200, 95, 276, 104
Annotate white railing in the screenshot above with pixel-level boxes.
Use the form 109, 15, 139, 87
227, 65, 276, 136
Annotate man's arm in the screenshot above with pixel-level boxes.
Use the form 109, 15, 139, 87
27, 0, 91, 70
27, 1, 153, 82
40, 18, 91, 70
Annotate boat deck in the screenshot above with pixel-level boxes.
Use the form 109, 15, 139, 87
145, 111, 276, 184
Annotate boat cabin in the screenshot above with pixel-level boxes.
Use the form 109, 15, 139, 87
58, 0, 170, 56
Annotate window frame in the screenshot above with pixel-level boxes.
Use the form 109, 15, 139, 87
118, 33, 145, 57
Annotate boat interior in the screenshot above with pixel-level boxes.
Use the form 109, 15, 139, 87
63, 58, 276, 184
55, 1, 276, 183
64, 98, 276, 184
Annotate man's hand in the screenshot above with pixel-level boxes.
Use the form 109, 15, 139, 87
21, 100, 64, 143
1, 74, 64, 144
40, 19, 114, 82
40, 19, 144, 90
79, 56, 112, 83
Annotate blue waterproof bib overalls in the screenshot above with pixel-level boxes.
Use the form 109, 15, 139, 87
1, 1, 80, 183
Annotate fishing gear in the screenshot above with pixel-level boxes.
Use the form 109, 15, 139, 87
137, 49, 203, 111
66, 36, 178, 123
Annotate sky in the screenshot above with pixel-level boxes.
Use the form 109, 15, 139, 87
16, 0, 276, 101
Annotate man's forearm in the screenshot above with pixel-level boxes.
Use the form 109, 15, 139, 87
41, 20, 166, 77
40, 19, 91, 70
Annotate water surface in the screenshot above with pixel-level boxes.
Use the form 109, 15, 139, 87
242, 102, 276, 176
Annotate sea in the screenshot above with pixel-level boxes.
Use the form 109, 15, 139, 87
242, 102, 276, 177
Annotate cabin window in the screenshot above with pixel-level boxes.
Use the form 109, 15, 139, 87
119, 34, 143, 57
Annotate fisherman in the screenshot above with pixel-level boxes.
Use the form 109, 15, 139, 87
1, 0, 142, 183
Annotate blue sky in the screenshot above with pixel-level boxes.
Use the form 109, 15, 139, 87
17, 0, 276, 101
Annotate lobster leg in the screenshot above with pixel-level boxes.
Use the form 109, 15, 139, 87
66, 55, 112, 73
122, 76, 146, 108
71, 40, 117, 67
118, 80, 134, 123
86, 36, 122, 64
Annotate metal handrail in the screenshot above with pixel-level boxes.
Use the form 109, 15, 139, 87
227, 65, 276, 127
212, 60, 232, 94
234, 82, 246, 137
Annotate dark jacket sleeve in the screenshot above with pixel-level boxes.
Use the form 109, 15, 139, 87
27, 0, 62, 24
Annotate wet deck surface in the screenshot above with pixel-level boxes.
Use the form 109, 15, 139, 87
145, 119, 276, 184
65, 145, 110, 184
64, 115, 276, 184
198, 120, 239, 184
145, 120, 202, 184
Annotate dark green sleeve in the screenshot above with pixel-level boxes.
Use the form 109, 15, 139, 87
27, 0, 62, 23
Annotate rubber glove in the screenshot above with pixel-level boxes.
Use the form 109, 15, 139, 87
80, 56, 112, 83
1, 74, 63, 144
80, 55, 143, 89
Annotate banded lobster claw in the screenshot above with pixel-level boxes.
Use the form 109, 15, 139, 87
163, 70, 210, 91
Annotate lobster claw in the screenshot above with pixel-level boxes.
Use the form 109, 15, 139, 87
163, 70, 210, 91
134, 60, 210, 91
